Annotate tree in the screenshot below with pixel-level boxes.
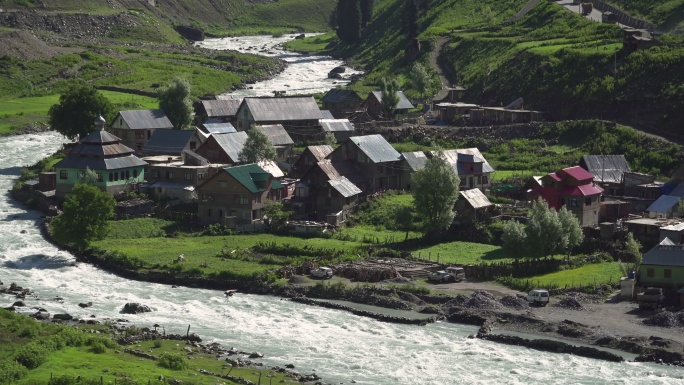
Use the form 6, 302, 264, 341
379, 77, 400, 119
394, 206, 414, 241
360, 0, 374, 27
335, 0, 362, 44
412, 152, 460, 235
263, 199, 292, 230
51, 184, 116, 248
48, 82, 114, 141
405, 0, 419, 41
558, 206, 583, 254
409, 63, 436, 104
158, 78, 193, 129
238, 128, 276, 164
501, 220, 527, 260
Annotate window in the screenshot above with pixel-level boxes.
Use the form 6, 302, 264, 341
97, 173, 103, 182
218, 181, 228, 188
125, 171, 130, 179
585, 197, 592, 206
482, 175, 489, 185
568, 198, 579, 207
79, 171, 85, 179
59, 170, 67, 180
135, 131, 145, 139
240, 196, 249, 205
109, 173, 114, 182
166, 171, 174, 179
185, 172, 192, 180
255, 194, 261, 203
114, 172, 119, 181
664, 269, 672, 279
377, 165, 383, 173
646, 268, 654, 278
190, 141, 197, 150
133, 169, 138, 178
153, 171, 159, 178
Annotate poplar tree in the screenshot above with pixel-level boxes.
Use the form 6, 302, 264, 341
360, 0, 374, 27
158, 78, 193, 129
379, 77, 400, 119
336, 0, 362, 44
412, 151, 460, 236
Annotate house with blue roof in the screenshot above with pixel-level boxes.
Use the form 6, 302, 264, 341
53, 117, 147, 199
639, 237, 684, 291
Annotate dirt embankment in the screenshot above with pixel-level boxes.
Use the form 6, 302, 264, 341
0, 29, 62, 60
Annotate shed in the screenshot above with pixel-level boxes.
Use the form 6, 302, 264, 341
455, 188, 492, 224
647, 195, 681, 218
320, 118, 355, 143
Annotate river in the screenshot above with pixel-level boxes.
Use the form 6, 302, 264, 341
1, 39, 683, 384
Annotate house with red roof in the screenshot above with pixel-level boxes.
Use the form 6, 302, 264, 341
532, 166, 604, 227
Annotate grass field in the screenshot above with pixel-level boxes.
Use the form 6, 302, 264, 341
284, 32, 335, 53
517, 262, 623, 289
410, 241, 510, 265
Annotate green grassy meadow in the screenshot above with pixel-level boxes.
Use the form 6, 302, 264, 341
515, 262, 623, 289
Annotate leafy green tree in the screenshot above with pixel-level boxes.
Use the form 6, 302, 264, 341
501, 220, 527, 260
360, 0, 374, 27
48, 82, 114, 141
412, 151, 460, 235
158, 78, 193, 129
405, 0, 419, 41
394, 206, 414, 241
409, 62, 436, 104
324, 131, 337, 146
379, 77, 400, 119
263, 199, 292, 230
624, 232, 642, 265
238, 128, 276, 164
558, 206, 583, 253
51, 184, 115, 248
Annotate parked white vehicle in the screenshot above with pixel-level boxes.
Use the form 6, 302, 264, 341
526, 289, 550, 306
311, 267, 333, 279
428, 267, 465, 283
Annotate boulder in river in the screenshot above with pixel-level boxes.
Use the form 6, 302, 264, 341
12, 300, 26, 307
53, 313, 73, 321
120, 303, 152, 314
79, 302, 93, 308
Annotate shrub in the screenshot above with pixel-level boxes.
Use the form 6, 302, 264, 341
0, 360, 29, 381
158, 352, 188, 371
89, 340, 107, 354
153, 340, 163, 348
15, 343, 49, 369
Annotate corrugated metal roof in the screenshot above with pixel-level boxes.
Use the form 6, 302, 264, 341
213, 131, 249, 162
55, 155, 147, 170
350, 134, 401, 163
580, 155, 631, 184
143, 181, 195, 191
642, 238, 684, 266
254, 124, 294, 146
322, 89, 361, 104
669, 182, 684, 198
144, 129, 197, 155
320, 110, 335, 119
560, 166, 594, 182
370, 90, 414, 110
316, 160, 367, 187
320, 119, 354, 132
118, 109, 174, 130
258, 159, 284, 178
243, 96, 323, 122
438, 148, 495, 174
401, 151, 427, 171
647, 195, 681, 213
202, 123, 236, 134
224, 163, 270, 193
200, 99, 241, 117
307, 145, 334, 161
182, 150, 209, 166
329, 176, 362, 197
69, 143, 134, 157
460, 188, 492, 209
82, 130, 120, 144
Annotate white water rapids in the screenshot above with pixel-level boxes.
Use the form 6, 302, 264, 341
1, 38, 683, 383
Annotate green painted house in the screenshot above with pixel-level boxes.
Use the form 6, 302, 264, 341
54, 117, 147, 199
638, 237, 684, 290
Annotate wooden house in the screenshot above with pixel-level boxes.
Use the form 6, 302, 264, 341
638, 237, 684, 291
531, 166, 603, 227
196, 163, 282, 226
54, 117, 147, 199
195, 98, 242, 124
109, 109, 174, 151
400, 151, 427, 191
291, 145, 334, 179
194, 132, 249, 165
455, 188, 493, 225
234, 96, 323, 134
321, 89, 362, 118
320, 119, 355, 144
437, 148, 494, 191
469, 107, 543, 125
364, 91, 414, 119
329, 134, 403, 192
253, 124, 294, 164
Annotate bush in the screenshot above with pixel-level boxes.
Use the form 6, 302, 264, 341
89, 340, 107, 354
15, 343, 49, 369
158, 352, 188, 371
153, 340, 163, 348
0, 360, 29, 381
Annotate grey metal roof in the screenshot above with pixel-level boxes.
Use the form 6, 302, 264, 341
307, 145, 334, 161
201, 123, 237, 134
320, 110, 335, 119
370, 90, 414, 110
350, 134, 401, 163
182, 150, 209, 166
258, 159, 284, 178
320, 119, 354, 132
315, 160, 367, 187
213, 131, 249, 162
329, 176, 362, 197
242, 96, 323, 122
438, 148, 495, 174
144, 129, 197, 155
647, 195, 681, 213
642, 238, 684, 266
69, 143, 134, 157
254, 124, 294, 146
322, 89, 361, 104
143, 181, 195, 191
460, 188, 492, 209
55, 155, 147, 171
82, 130, 121, 144
580, 155, 631, 184
200, 99, 241, 117
401, 151, 427, 172
118, 109, 174, 130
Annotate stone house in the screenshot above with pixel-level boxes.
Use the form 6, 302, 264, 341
196, 163, 282, 226
109, 109, 174, 151
54, 118, 147, 199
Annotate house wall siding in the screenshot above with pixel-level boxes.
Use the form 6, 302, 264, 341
639, 264, 684, 287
